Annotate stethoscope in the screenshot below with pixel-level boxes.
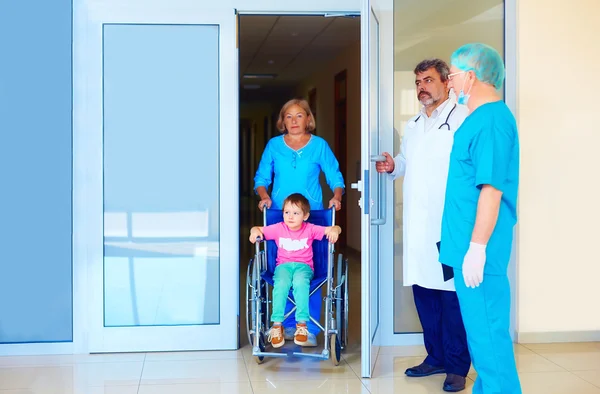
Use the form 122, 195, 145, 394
409, 104, 457, 130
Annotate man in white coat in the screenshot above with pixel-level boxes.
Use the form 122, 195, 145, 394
377, 59, 471, 392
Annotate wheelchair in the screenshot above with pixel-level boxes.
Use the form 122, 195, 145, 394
245, 207, 349, 365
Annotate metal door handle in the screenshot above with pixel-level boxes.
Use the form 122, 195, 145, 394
370, 155, 387, 225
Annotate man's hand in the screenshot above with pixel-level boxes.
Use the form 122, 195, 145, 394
375, 152, 395, 174
462, 242, 486, 288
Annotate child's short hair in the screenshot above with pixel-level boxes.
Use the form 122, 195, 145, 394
282, 193, 311, 214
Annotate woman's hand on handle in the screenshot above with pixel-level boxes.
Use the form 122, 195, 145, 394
328, 197, 342, 211
329, 187, 344, 211
258, 197, 272, 211
255, 186, 272, 211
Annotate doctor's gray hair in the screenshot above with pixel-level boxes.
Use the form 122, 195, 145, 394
414, 58, 450, 82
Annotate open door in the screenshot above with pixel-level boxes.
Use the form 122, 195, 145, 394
355, 0, 385, 379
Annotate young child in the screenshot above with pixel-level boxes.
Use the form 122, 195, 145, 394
249, 193, 342, 348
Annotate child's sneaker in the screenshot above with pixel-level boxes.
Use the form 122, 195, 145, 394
268, 324, 285, 348
294, 323, 310, 346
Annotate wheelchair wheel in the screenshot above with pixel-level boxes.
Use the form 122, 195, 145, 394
343, 257, 349, 348
245, 258, 255, 347
246, 257, 267, 347
336, 255, 349, 349
335, 255, 342, 341
330, 333, 342, 366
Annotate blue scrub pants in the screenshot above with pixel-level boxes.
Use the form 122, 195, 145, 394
454, 269, 522, 394
283, 290, 321, 335
413, 285, 471, 376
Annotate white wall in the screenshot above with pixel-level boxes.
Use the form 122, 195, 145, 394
517, 0, 600, 337
296, 41, 362, 251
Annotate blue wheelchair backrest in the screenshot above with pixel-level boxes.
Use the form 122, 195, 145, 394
263, 209, 334, 280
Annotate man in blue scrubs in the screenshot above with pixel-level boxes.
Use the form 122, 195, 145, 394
440, 43, 522, 394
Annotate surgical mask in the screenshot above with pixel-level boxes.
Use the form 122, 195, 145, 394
457, 73, 473, 105
457, 90, 469, 105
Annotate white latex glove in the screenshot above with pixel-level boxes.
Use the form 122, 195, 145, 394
462, 242, 487, 288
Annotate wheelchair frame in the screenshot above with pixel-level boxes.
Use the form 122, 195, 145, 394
245, 207, 349, 365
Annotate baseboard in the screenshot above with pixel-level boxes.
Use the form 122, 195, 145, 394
0, 342, 74, 356
518, 331, 600, 344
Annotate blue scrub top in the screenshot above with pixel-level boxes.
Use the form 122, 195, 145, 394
440, 101, 519, 275
254, 134, 345, 210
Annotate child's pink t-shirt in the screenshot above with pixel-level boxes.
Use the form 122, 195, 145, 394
261, 222, 326, 270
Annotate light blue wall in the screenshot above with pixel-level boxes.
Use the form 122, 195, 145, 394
0, 1, 73, 342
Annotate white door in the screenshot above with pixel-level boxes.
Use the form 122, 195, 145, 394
74, 3, 239, 352
357, 0, 385, 378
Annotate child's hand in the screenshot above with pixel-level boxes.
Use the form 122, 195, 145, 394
327, 229, 340, 244
249, 228, 263, 244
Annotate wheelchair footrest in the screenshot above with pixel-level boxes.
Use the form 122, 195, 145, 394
292, 351, 329, 360
252, 350, 288, 358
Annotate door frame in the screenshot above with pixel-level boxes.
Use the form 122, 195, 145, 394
378, 0, 519, 347
334, 69, 348, 248
76, 5, 239, 353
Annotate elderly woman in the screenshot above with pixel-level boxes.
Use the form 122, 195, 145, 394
440, 43, 522, 393
254, 98, 345, 346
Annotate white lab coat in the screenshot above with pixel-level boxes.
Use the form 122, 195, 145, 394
389, 98, 469, 291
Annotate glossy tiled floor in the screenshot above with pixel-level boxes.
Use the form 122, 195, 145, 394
0, 342, 599, 393
2, 205, 593, 392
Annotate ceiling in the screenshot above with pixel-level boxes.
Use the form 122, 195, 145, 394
239, 15, 360, 90
237, 1, 503, 92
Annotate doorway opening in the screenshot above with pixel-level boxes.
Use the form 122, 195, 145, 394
236, 14, 362, 350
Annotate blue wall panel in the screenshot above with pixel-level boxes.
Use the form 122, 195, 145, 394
0, 1, 73, 342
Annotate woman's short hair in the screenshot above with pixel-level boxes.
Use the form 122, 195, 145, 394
450, 43, 505, 90
276, 98, 316, 133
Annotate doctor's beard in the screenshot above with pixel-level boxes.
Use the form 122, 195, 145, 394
418, 92, 435, 106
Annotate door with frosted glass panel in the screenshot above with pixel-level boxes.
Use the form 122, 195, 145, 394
75, 4, 238, 352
